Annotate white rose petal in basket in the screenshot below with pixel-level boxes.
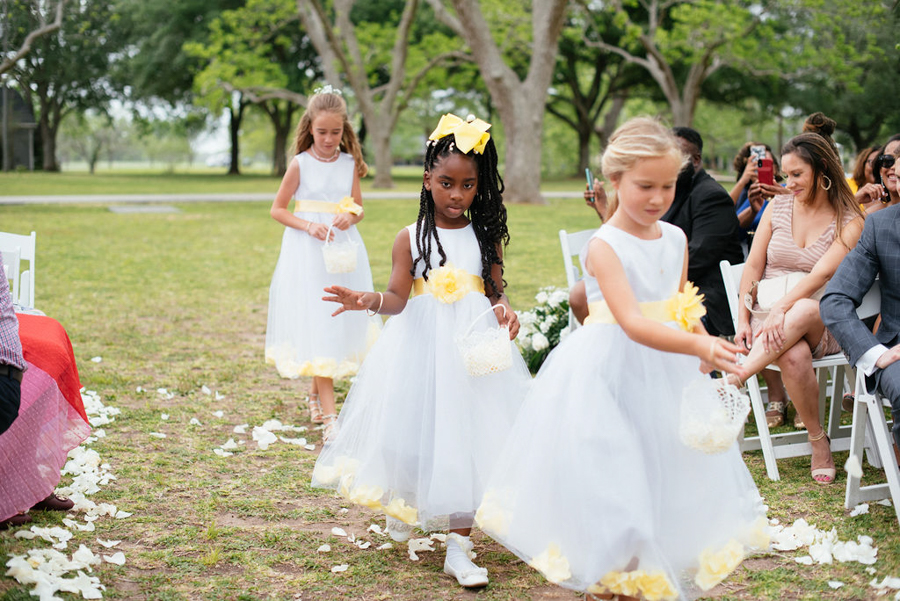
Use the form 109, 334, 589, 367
321, 224, 359, 274
456, 304, 513, 377
679, 378, 750, 454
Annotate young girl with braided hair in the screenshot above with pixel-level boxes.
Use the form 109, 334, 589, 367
265, 87, 380, 441
313, 114, 531, 589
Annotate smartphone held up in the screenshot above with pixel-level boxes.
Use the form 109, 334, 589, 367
751, 145, 774, 186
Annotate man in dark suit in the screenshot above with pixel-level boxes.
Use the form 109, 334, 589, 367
820, 203, 900, 453
573, 127, 743, 337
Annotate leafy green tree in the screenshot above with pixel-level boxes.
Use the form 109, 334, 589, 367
186, 0, 319, 176
299, 0, 465, 188
7, 0, 124, 171
0, 0, 65, 77
57, 110, 124, 173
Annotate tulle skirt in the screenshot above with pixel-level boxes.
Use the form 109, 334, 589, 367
265, 216, 380, 379
477, 322, 767, 599
312, 292, 532, 531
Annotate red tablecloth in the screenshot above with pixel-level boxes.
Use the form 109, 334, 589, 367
0, 314, 90, 521
17, 313, 87, 423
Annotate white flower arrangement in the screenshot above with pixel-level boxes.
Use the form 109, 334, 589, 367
516, 286, 571, 373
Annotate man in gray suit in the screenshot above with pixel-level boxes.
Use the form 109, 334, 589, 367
820, 204, 900, 455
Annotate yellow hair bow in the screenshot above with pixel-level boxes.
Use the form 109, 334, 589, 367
429, 113, 491, 155
337, 196, 363, 215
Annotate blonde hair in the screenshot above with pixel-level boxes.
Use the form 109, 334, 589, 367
292, 91, 368, 178
600, 117, 686, 218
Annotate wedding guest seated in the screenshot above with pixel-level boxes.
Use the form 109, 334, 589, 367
867, 134, 900, 215
575, 127, 742, 338
0, 254, 83, 530
728, 133, 865, 485
850, 145, 883, 208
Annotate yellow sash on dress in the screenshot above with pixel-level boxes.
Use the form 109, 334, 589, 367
585, 299, 671, 326
295, 197, 362, 215
412, 274, 484, 298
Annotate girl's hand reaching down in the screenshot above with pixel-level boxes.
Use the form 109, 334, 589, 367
323, 285, 372, 316
699, 337, 746, 380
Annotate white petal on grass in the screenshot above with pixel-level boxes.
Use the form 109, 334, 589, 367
115, 510, 132, 519
212, 410, 224, 418
845, 454, 864, 479
136, 386, 144, 393
279, 436, 308, 446
866, 567, 877, 575
356, 541, 371, 550
201, 385, 212, 395
149, 432, 166, 439
213, 449, 234, 457
850, 503, 869, 517
103, 552, 126, 565
368, 524, 384, 536
97, 539, 121, 548
331, 527, 347, 537
331, 564, 349, 573
339, 508, 348, 514
304, 444, 316, 451
407, 538, 435, 561
430, 533, 447, 543
828, 581, 844, 589
189, 418, 202, 426
221, 438, 238, 450
233, 424, 248, 434
877, 499, 893, 507
160, 413, 169, 421
215, 391, 225, 400
317, 544, 331, 553
377, 543, 393, 550
252, 426, 278, 450
90, 356, 102, 363
794, 556, 814, 565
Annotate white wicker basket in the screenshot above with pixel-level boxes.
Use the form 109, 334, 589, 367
679, 377, 750, 454
456, 304, 513, 377
321, 224, 359, 274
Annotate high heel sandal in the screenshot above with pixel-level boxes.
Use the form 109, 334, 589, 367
322, 414, 338, 443
307, 393, 324, 424
809, 429, 835, 485
765, 400, 786, 428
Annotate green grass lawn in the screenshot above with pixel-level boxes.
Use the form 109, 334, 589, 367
0, 196, 898, 600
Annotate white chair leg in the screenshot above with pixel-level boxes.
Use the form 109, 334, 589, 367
747, 376, 780, 481
845, 395, 870, 510
864, 395, 900, 526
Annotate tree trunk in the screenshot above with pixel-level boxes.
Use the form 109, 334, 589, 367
370, 125, 394, 188
502, 100, 545, 203
577, 125, 591, 174
40, 118, 59, 172
228, 103, 243, 176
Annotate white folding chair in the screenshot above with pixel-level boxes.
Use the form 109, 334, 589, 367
719, 260, 881, 481
0, 231, 36, 309
559, 228, 597, 330
1, 247, 21, 296
845, 368, 900, 526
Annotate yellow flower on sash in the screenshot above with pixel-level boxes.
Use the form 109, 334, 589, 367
528, 543, 571, 584
337, 196, 363, 215
383, 498, 418, 525
695, 539, 745, 590
429, 113, 492, 154
425, 263, 471, 304
667, 281, 706, 331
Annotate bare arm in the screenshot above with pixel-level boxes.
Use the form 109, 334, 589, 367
332, 170, 365, 230
487, 246, 520, 339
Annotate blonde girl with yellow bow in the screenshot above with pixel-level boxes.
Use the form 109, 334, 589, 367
265, 87, 380, 441
476, 118, 766, 601
313, 114, 532, 589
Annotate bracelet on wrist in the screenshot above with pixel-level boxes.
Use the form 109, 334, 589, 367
366, 292, 384, 316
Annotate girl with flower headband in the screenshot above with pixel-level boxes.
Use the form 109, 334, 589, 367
477, 118, 766, 600
313, 113, 531, 588
265, 87, 380, 441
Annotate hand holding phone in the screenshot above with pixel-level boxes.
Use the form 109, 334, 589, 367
757, 158, 774, 186
585, 168, 595, 203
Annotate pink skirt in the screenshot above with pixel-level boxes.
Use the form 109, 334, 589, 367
0, 362, 90, 521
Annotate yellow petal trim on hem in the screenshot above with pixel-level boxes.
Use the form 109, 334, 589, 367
695, 539, 745, 591
594, 570, 678, 601
347, 484, 384, 510
383, 498, 418, 525
429, 113, 491, 154
474, 490, 511, 536
666, 281, 706, 331
528, 543, 571, 584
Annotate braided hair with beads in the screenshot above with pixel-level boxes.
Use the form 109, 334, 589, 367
412, 133, 509, 299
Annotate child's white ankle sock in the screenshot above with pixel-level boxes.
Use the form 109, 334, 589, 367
443, 534, 488, 588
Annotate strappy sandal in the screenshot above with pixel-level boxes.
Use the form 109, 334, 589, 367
322, 414, 338, 443
307, 393, 324, 424
793, 410, 806, 430
809, 429, 835, 485
765, 400, 786, 428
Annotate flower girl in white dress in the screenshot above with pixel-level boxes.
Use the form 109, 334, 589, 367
266, 88, 380, 440
313, 114, 531, 589
476, 118, 768, 600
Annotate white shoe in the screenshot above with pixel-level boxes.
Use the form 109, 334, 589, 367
385, 516, 413, 542
443, 534, 488, 588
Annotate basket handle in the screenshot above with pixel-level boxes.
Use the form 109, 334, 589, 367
324, 224, 348, 246
463, 303, 507, 338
